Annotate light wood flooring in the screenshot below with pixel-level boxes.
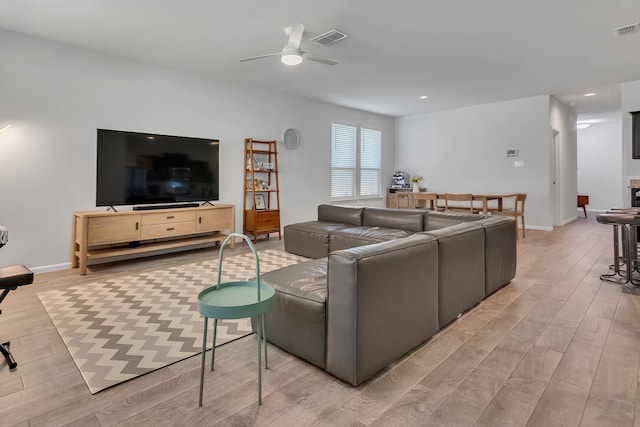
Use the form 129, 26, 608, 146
1, 215, 640, 426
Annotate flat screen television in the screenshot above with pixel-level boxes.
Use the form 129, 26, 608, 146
96, 129, 219, 207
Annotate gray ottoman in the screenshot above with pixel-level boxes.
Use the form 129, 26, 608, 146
284, 221, 347, 258
253, 258, 329, 369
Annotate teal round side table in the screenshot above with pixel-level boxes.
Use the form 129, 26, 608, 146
197, 233, 275, 407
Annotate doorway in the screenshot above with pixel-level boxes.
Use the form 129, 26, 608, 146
551, 129, 561, 226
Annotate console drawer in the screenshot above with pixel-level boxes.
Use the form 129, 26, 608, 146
256, 210, 280, 230
140, 221, 196, 239
141, 211, 196, 225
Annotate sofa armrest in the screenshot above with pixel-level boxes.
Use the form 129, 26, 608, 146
326, 233, 439, 385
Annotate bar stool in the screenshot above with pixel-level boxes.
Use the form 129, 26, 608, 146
596, 213, 640, 294
606, 208, 640, 276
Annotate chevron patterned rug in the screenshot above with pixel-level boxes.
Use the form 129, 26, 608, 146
38, 249, 308, 393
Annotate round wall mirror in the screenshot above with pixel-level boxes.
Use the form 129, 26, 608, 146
283, 128, 300, 150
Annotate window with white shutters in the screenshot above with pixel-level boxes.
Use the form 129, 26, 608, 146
331, 123, 381, 200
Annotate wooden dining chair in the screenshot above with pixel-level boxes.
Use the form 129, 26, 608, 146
444, 193, 477, 214
411, 192, 438, 209
494, 193, 526, 239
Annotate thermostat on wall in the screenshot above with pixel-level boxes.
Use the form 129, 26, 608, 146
505, 148, 518, 157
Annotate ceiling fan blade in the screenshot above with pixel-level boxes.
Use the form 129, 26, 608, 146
286, 22, 304, 49
302, 52, 338, 66
238, 52, 280, 62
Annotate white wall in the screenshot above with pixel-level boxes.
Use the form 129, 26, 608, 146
622, 79, 640, 205
395, 96, 555, 229
549, 96, 578, 225
0, 29, 394, 271
577, 120, 623, 211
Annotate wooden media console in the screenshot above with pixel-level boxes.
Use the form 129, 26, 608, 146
71, 204, 235, 274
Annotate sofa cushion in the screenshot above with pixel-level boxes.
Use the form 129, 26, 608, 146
476, 216, 517, 296
363, 207, 424, 232
421, 222, 485, 327
284, 221, 348, 258
318, 204, 364, 226
256, 258, 328, 369
326, 234, 439, 386
329, 226, 413, 252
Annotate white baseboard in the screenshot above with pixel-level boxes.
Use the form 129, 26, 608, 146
30, 262, 71, 274
561, 216, 578, 226
524, 225, 554, 232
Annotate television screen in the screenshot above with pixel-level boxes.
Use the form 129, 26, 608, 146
96, 129, 219, 207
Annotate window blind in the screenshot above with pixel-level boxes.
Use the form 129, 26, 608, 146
331, 123, 357, 199
360, 127, 382, 197
331, 123, 381, 200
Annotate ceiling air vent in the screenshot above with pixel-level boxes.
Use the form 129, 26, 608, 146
613, 23, 640, 37
309, 29, 348, 46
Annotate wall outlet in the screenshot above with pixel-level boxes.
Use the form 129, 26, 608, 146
514, 160, 525, 168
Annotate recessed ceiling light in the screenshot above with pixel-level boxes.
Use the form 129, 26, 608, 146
584, 93, 595, 97
577, 119, 597, 129
419, 95, 429, 99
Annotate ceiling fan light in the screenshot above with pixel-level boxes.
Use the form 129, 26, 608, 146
281, 53, 302, 65
281, 46, 303, 65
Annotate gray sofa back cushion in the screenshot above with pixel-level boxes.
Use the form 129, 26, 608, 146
326, 233, 439, 385
476, 216, 517, 296
318, 204, 364, 226
423, 211, 485, 231
424, 215, 462, 231
329, 226, 413, 252
363, 207, 424, 232
421, 223, 485, 327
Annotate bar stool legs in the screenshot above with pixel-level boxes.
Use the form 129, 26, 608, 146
600, 224, 628, 284
597, 213, 640, 293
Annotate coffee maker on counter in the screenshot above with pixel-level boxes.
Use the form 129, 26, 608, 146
391, 171, 410, 189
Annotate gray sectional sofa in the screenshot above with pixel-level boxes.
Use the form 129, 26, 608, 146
255, 204, 517, 386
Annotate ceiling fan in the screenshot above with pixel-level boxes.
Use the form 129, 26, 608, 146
239, 22, 338, 66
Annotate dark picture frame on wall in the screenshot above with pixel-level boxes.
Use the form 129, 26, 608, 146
632, 111, 640, 159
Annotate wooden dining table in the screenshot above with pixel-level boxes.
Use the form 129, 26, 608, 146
411, 192, 504, 215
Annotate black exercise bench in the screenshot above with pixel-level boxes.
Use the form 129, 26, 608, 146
0, 264, 33, 369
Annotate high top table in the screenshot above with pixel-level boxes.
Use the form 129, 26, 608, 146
410, 193, 504, 215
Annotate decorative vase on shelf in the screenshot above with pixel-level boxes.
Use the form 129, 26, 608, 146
413, 182, 420, 192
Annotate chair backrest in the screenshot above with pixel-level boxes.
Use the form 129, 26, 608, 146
501, 193, 526, 215
411, 192, 437, 209
444, 193, 474, 213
